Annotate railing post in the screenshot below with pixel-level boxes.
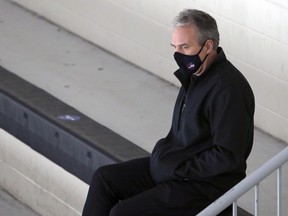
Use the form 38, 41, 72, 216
255, 183, 260, 216
277, 167, 282, 216
233, 201, 238, 216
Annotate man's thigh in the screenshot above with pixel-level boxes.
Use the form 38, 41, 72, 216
82, 157, 155, 216
110, 180, 212, 216
98, 156, 155, 199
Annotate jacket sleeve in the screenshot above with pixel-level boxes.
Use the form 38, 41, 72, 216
174, 145, 243, 180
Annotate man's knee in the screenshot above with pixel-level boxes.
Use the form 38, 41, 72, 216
109, 202, 130, 216
91, 164, 115, 186
109, 203, 121, 216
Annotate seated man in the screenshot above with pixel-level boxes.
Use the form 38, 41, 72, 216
82, 8, 255, 216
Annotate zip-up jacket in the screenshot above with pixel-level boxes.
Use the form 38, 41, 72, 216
150, 47, 255, 200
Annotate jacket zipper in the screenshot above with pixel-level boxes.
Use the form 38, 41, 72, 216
177, 96, 186, 138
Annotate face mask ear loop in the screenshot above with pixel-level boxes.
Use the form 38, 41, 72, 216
197, 41, 209, 65
202, 53, 209, 65
196, 41, 207, 55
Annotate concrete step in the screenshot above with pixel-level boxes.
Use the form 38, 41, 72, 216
0, 187, 40, 216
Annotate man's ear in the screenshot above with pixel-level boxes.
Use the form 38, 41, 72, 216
205, 39, 214, 54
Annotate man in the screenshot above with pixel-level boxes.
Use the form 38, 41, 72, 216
82, 9, 255, 216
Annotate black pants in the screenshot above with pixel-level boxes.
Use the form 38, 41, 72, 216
82, 157, 222, 216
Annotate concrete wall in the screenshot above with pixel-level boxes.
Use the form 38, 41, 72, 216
10, 0, 288, 143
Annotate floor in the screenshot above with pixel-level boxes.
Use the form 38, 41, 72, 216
0, 0, 287, 215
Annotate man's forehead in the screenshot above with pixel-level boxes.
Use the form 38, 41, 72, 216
172, 26, 199, 43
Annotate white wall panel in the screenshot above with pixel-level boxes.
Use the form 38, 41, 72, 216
10, 0, 288, 143
278, 80, 288, 119
255, 105, 288, 142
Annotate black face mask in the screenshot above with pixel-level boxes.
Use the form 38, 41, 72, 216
174, 43, 207, 75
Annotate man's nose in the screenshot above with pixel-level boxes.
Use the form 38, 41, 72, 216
174, 46, 183, 53
174, 46, 180, 52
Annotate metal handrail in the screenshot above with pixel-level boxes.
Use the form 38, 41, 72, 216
197, 146, 288, 216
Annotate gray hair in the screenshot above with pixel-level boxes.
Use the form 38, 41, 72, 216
173, 9, 220, 50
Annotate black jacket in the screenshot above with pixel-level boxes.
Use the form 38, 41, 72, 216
150, 48, 255, 200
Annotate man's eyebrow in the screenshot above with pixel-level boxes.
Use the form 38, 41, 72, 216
170, 43, 188, 47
